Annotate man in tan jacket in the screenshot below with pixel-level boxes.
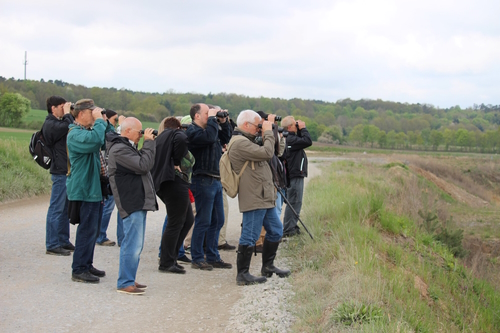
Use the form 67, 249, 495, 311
227, 110, 290, 286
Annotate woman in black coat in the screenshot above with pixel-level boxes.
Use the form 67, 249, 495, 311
152, 117, 195, 274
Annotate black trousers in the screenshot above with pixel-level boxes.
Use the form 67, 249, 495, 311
157, 177, 194, 267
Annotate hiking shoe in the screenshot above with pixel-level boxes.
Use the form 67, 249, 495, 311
62, 243, 75, 251
207, 259, 233, 269
191, 261, 213, 271
46, 247, 71, 256
97, 239, 116, 246
117, 285, 145, 295
72, 271, 99, 283
89, 265, 105, 277
218, 242, 236, 251
159, 265, 186, 274
178, 254, 192, 263
184, 246, 191, 254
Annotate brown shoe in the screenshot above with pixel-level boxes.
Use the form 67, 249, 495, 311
117, 285, 145, 295
97, 239, 116, 246
135, 282, 147, 290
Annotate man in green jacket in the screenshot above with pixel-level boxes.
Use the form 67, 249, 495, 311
67, 99, 113, 284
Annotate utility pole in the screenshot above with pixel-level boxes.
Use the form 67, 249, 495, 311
24, 51, 28, 80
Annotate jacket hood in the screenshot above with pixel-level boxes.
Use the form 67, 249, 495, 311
106, 131, 131, 151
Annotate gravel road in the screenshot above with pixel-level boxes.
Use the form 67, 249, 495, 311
0, 162, 321, 333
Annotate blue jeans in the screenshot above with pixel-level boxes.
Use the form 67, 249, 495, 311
283, 177, 304, 234
239, 208, 283, 246
72, 201, 102, 274
117, 214, 124, 246
96, 195, 115, 243
190, 175, 224, 263
46, 174, 70, 250
159, 214, 186, 258
117, 210, 147, 289
275, 187, 286, 221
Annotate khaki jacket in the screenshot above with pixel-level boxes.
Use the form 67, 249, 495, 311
228, 128, 275, 212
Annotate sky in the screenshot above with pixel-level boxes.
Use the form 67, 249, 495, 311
1, 0, 499, 109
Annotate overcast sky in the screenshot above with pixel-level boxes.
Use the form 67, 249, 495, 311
1, 0, 499, 109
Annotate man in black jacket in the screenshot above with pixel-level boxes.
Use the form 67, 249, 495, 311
281, 116, 313, 237
42, 96, 75, 256
186, 103, 232, 270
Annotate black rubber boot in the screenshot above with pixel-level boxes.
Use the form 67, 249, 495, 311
261, 239, 291, 278
236, 245, 267, 286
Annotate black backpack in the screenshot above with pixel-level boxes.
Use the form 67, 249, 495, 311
29, 128, 52, 169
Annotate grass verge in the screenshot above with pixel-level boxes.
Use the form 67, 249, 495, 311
285, 160, 500, 332
0, 138, 52, 201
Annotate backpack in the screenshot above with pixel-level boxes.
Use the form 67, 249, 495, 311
29, 128, 52, 169
220, 136, 250, 198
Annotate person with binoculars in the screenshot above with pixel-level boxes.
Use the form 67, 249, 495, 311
185, 103, 232, 270
66, 99, 115, 284
280, 116, 312, 237
106, 117, 157, 294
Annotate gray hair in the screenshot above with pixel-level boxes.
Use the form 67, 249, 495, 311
236, 110, 261, 127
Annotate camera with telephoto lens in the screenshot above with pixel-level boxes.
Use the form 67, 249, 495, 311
216, 111, 228, 118
140, 129, 158, 136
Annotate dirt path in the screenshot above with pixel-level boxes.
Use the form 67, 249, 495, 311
0, 162, 322, 333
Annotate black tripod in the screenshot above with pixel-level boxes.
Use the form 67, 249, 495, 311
275, 184, 314, 240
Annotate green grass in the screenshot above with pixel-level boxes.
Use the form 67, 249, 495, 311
0, 138, 52, 201
286, 160, 500, 332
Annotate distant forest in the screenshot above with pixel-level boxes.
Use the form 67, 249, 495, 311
1, 76, 499, 152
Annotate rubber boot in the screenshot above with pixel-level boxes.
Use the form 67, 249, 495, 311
236, 245, 267, 286
261, 239, 291, 278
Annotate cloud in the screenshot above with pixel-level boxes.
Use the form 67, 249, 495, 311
0, 0, 499, 108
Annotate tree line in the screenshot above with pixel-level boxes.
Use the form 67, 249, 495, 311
0, 76, 499, 151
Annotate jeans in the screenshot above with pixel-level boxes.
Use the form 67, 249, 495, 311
159, 214, 186, 258
157, 178, 194, 267
275, 187, 286, 221
46, 174, 70, 250
190, 175, 224, 263
117, 214, 124, 246
283, 177, 304, 234
239, 208, 283, 246
96, 195, 115, 243
72, 201, 102, 274
117, 210, 147, 289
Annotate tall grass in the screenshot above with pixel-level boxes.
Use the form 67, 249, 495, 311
286, 160, 500, 332
0, 138, 51, 201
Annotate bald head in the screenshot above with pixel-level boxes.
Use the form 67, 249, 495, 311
121, 117, 143, 145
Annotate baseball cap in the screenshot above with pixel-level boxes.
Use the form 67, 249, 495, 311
74, 99, 96, 111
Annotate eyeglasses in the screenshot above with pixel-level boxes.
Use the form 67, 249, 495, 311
248, 122, 260, 128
